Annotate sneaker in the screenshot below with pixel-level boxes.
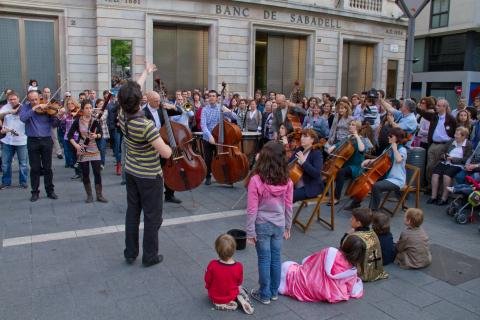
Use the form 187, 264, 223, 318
271, 295, 279, 301
250, 289, 270, 305
446, 186, 454, 193
214, 301, 238, 311
0, 184, 10, 190
71, 174, 81, 180
237, 288, 254, 315
100, 165, 104, 170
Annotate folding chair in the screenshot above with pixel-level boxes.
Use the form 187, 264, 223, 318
293, 174, 335, 232
378, 163, 420, 216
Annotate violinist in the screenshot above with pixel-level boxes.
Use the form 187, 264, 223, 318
200, 90, 237, 186
19, 90, 61, 201
68, 101, 107, 203
143, 90, 183, 203
59, 98, 82, 179
346, 127, 407, 211
42, 87, 64, 160
289, 128, 324, 202
327, 120, 367, 205
0, 91, 28, 189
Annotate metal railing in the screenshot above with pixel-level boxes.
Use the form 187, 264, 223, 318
347, 0, 383, 13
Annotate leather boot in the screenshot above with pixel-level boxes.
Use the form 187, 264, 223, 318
115, 162, 122, 176
95, 184, 108, 203
83, 182, 93, 203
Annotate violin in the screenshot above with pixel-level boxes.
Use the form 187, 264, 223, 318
157, 81, 207, 191
322, 135, 356, 178
35, 100, 62, 116
211, 82, 249, 185
346, 146, 393, 202
288, 140, 326, 184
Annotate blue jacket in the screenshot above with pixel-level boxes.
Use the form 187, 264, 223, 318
289, 147, 324, 198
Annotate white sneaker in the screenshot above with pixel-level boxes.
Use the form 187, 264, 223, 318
446, 186, 454, 193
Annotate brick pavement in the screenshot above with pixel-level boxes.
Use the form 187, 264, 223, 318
1, 155, 480, 320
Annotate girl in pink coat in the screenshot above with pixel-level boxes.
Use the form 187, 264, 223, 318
279, 235, 365, 303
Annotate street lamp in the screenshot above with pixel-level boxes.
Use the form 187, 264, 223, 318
395, 0, 430, 98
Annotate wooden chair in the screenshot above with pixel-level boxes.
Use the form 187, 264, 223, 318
293, 174, 335, 232
378, 163, 420, 216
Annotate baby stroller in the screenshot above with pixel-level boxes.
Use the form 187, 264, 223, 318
446, 176, 480, 224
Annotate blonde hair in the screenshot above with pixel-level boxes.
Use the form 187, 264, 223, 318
406, 208, 424, 228
337, 100, 352, 118
349, 119, 362, 131
215, 234, 236, 261
456, 126, 469, 138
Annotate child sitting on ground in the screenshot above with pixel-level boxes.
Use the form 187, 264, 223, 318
341, 208, 388, 282
372, 212, 396, 265
278, 235, 365, 303
204, 234, 254, 314
395, 208, 432, 269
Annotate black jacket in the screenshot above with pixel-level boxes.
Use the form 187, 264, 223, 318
67, 118, 102, 143
142, 104, 182, 127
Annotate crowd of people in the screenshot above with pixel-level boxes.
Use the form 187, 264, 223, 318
2, 65, 480, 313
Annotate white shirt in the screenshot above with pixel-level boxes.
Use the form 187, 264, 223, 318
448, 140, 466, 159
432, 114, 451, 142
147, 104, 161, 129
1, 104, 27, 146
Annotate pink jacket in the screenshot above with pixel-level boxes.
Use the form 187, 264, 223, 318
283, 247, 363, 303
246, 174, 293, 238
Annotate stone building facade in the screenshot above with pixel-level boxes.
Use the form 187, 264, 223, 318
0, 0, 407, 99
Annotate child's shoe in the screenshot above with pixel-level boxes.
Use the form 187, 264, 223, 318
237, 287, 254, 315
250, 289, 270, 305
446, 186, 454, 193
214, 301, 238, 311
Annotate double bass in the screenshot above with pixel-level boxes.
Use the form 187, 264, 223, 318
322, 136, 356, 178
211, 82, 249, 185
158, 83, 207, 191
346, 146, 393, 202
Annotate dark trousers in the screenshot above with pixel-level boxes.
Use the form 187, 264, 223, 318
27, 137, 54, 194
124, 173, 164, 262
164, 185, 174, 198
335, 166, 353, 200
202, 140, 216, 178
369, 180, 400, 211
80, 160, 102, 185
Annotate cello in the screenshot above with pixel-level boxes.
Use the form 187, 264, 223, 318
322, 136, 355, 178
288, 140, 326, 185
346, 146, 392, 202
157, 83, 207, 191
211, 82, 249, 185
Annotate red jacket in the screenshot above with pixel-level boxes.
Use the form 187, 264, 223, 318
204, 260, 243, 304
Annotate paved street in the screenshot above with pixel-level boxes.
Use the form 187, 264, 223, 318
1, 154, 480, 320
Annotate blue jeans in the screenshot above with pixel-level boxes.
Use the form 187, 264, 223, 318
63, 139, 76, 168
2, 144, 28, 185
255, 222, 283, 300
97, 138, 107, 166
111, 128, 122, 163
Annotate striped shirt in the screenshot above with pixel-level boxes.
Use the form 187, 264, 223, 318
119, 109, 162, 179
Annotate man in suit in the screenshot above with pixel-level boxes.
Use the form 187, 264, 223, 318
271, 94, 306, 139
143, 91, 183, 203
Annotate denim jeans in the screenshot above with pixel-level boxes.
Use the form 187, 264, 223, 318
96, 138, 107, 166
63, 139, 76, 168
1, 144, 28, 186
255, 222, 283, 300
111, 128, 122, 163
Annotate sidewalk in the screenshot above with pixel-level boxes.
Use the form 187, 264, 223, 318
1, 155, 480, 320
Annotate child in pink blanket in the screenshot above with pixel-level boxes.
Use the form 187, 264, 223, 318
278, 235, 365, 303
